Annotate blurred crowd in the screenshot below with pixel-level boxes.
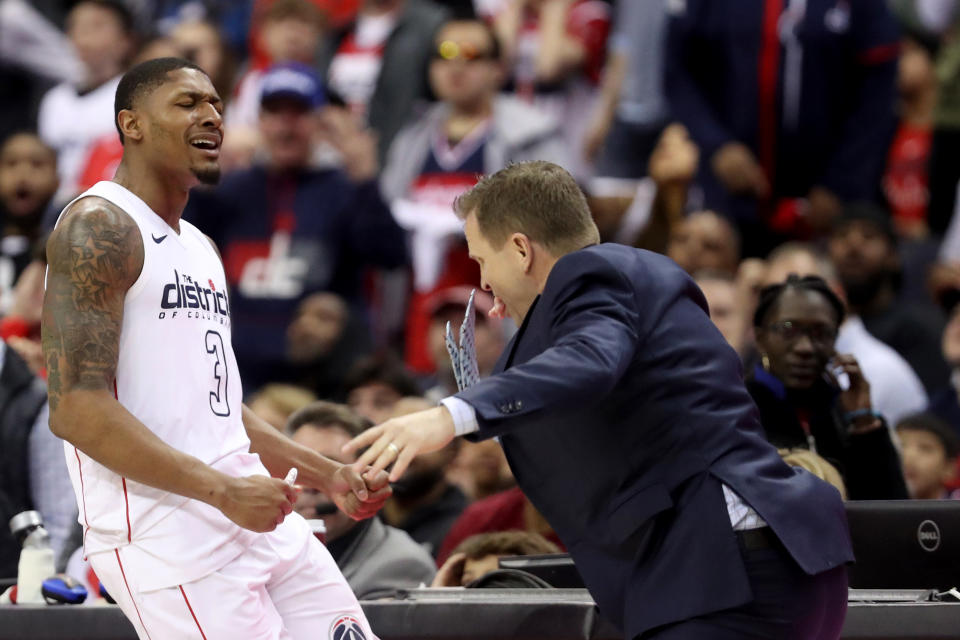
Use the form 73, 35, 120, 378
3, 0, 960, 600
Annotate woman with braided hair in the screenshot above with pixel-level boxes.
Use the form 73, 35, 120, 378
747, 274, 908, 500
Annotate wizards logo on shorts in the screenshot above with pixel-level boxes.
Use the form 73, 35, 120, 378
329, 614, 367, 640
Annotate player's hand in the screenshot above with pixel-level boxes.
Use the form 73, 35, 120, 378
323, 464, 392, 520
343, 407, 457, 482
217, 474, 297, 532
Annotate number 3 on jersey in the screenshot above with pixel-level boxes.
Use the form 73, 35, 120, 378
205, 330, 230, 416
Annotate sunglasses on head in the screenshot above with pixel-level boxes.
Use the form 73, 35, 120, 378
433, 40, 495, 62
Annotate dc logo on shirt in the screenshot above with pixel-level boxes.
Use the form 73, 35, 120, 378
329, 615, 367, 640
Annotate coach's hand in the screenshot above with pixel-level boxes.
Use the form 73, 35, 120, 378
343, 407, 457, 482
323, 464, 392, 520
217, 475, 298, 532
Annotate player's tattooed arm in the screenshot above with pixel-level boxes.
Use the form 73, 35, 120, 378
42, 197, 143, 414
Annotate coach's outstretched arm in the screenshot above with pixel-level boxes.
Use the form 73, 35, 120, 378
344, 252, 639, 481
241, 405, 391, 520
42, 199, 295, 533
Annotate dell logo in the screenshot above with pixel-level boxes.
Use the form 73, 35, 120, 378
917, 520, 941, 552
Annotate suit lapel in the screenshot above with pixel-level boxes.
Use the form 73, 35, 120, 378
492, 334, 517, 374
492, 295, 541, 373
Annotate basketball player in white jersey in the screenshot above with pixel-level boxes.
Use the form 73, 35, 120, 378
41, 57, 388, 640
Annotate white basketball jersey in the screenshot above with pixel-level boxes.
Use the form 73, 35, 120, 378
55, 181, 285, 591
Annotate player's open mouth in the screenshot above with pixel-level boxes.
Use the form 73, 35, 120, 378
189, 134, 221, 158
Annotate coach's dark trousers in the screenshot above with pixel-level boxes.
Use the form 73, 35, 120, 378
640, 530, 849, 639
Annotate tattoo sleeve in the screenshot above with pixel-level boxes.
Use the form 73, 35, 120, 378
41, 198, 144, 413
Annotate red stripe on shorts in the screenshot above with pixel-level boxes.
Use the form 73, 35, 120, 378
179, 585, 208, 640
115, 549, 153, 640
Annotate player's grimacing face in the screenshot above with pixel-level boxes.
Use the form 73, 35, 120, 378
139, 68, 224, 185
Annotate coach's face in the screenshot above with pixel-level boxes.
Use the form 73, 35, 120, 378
136, 68, 224, 186
464, 212, 539, 325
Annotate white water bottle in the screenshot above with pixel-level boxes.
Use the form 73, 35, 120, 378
10, 511, 55, 604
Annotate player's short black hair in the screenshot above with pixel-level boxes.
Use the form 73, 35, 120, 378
753, 274, 846, 329
114, 57, 205, 144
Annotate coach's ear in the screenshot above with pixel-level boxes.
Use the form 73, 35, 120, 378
117, 109, 143, 143
509, 232, 534, 274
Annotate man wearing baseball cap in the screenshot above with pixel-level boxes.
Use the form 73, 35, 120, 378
184, 62, 407, 393
261, 62, 327, 109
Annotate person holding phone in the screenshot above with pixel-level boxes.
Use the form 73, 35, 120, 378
748, 274, 908, 500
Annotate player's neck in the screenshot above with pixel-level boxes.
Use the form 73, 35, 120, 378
113, 161, 189, 233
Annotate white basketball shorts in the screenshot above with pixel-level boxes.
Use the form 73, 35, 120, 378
89, 521, 377, 640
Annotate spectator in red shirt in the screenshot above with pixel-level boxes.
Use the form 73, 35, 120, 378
883, 35, 938, 239
436, 485, 564, 565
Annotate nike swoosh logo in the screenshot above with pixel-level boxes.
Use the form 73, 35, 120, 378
152, 233, 167, 244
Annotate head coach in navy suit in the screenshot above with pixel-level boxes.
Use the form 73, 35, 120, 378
345, 161, 853, 639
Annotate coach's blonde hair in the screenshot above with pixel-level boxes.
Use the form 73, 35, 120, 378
453, 161, 600, 256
